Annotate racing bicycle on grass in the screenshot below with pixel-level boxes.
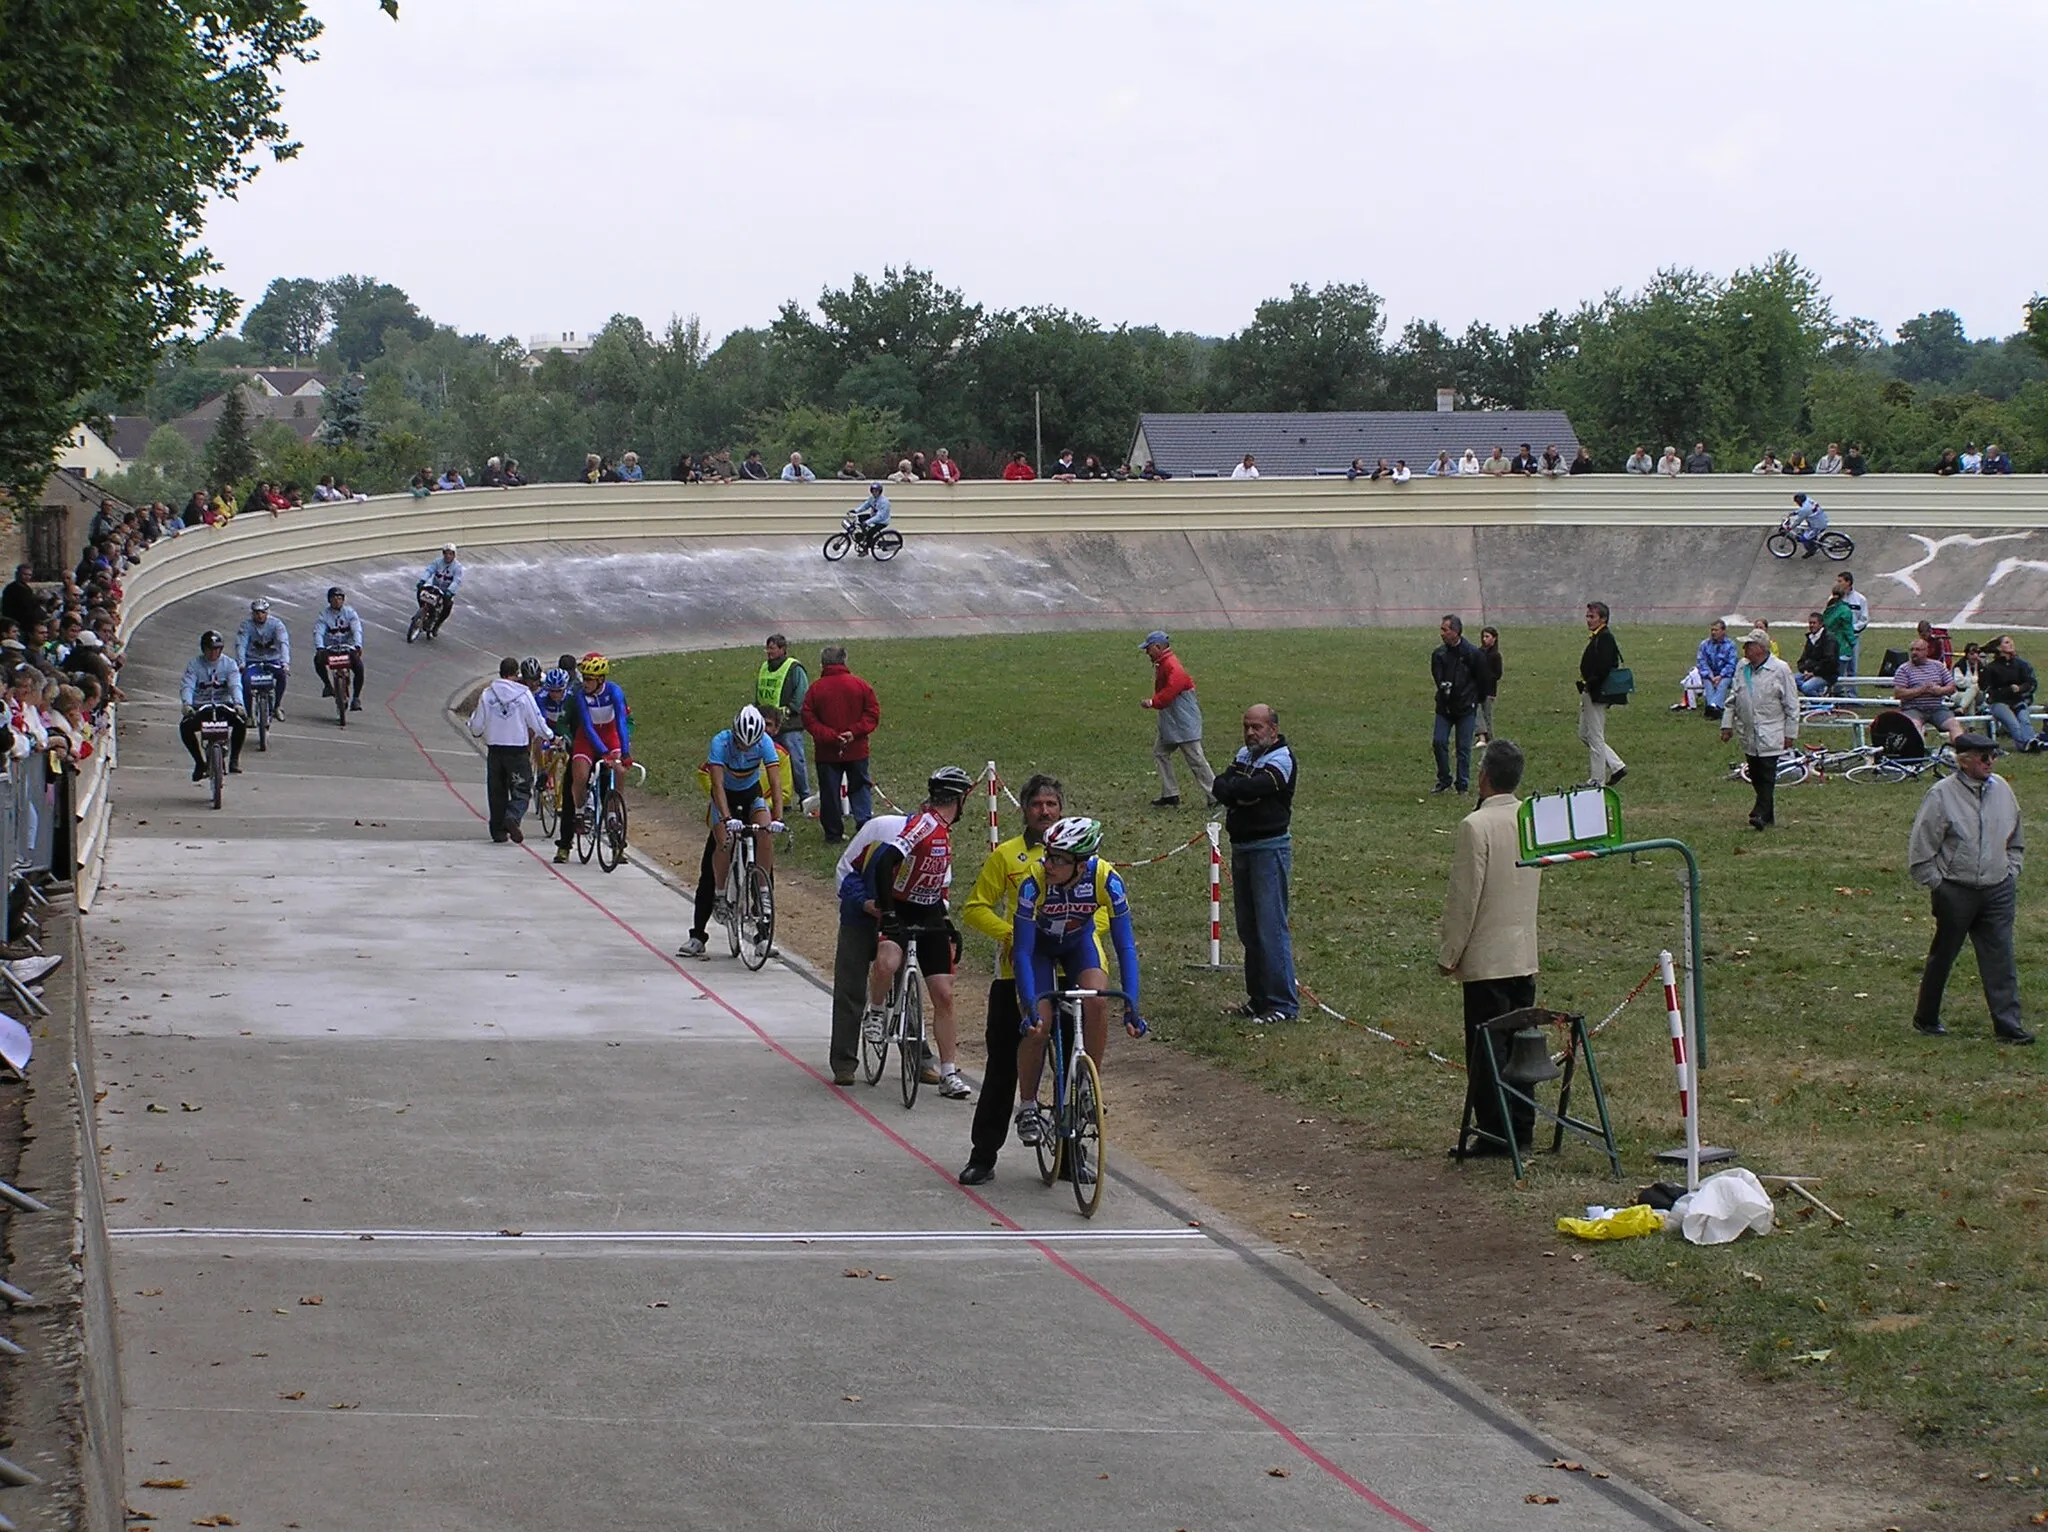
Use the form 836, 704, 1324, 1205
1030, 987, 1145, 1219
572, 756, 645, 871
715, 820, 784, 970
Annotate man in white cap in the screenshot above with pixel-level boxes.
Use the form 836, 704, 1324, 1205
1720, 627, 1800, 829
1139, 631, 1215, 807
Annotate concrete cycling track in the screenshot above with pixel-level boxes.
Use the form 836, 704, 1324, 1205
91, 510, 2046, 1532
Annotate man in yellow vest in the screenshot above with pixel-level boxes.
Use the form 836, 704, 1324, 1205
758, 633, 811, 806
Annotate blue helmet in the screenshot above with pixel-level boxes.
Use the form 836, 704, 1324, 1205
541, 667, 570, 691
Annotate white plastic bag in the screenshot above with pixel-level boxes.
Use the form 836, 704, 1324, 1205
1678, 1167, 1774, 1245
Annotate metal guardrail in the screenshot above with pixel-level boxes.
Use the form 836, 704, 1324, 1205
70, 713, 115, 914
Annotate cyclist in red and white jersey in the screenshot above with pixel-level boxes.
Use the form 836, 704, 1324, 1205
861, 765, 975, 1099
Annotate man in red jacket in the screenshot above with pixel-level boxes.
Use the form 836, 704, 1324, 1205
1141, 630, 1216, 807
803, 644, 881, 843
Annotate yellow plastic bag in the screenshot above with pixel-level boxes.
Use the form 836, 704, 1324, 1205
1555, 1204, 1665, 1241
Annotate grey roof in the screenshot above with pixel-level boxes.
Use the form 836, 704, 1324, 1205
170, 385, 326, 449
108, 415, 157, 461
1130, 411, 1580, 478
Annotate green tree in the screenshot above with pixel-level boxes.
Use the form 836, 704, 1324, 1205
772, 267, 981, 432
746, 402, 904, 476
0, 0, 397, 500
1210, 282, 1390, 411
2022, 295, 2048, 362
325, 275, 433, 369
315, 375, 374, 445
204, 385, 257, 490
243, 276, 330, 361
1890, 309, 1972, 386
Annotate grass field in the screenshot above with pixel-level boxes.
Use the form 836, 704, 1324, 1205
615, 624, 2047, 1475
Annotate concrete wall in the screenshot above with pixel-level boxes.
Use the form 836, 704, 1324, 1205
122, 476, 2048, 641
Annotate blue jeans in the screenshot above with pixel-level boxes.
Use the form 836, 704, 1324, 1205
819, 759, 872, 842
1988, 701, 2038, 749
1432, 710, 1476, 789
1702, 674, 1732, 710
776, 727, 811, 801
1797, 674, 1832, 696
1231, 842, 1298, 1018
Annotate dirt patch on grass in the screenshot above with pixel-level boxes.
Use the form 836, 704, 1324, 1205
621, 788, 2018, 1532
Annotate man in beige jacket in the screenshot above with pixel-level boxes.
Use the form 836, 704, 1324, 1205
1720, 627, 1801, 830
1438, 739, 1543, 1152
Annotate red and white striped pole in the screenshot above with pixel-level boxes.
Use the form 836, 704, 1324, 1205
985, 760, 1001, 849
1206, 821, 1223, 967
1659, 948, 1700, 1191
838, 774, 852, 825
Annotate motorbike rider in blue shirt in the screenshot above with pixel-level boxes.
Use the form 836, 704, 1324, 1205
417, 543, 464, 635
312, 586, 365, 710
179, 629, 246, 780
235, 597, 291, 719
851, 484, 891, 544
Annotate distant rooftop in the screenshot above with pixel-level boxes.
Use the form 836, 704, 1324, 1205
1130, 410, 1580, 478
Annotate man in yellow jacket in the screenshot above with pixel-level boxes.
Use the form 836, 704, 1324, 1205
956, 773, 1084, 1186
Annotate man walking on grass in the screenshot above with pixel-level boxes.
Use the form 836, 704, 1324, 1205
1139, 630, 1215, 807
1909, 733, 2032, 1044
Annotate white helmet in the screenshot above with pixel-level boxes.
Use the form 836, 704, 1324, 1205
441, 542, 457, 556
731, 704, 766, 747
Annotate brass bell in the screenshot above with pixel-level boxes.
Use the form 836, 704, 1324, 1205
1501, 1026, 1562, 1087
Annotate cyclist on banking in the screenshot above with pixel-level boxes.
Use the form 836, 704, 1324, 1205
1786, 492, 1829, 557
311, 586, 365, 711
178, 629, 246, 780
708, 703, 787, 898
235, 597, 291, 719
862, 765, 975, 1100
553, 652, 631, 865
1012, 816, 1146, 1145
851, 482, 891, 546
417, 543, 463, 633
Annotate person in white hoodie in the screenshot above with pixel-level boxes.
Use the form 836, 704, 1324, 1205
470, 655, 552, 844
1719, 628, 1800, 831
1459, 449, 1481, 476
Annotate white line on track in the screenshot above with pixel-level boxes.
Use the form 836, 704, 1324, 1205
109, 1226, 1209, 1245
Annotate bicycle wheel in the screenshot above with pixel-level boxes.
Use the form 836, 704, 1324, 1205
860, 989, 889, 1084
332, 670, 350, 726
1034, 1075, 1062, 1186
1070, 1053, 1105, 1218
740, 863, 774, 970
822, 532, 852, 562
1820, 531, 1855, 560
898, 971, 924, 1110
254, 692, 270, 751
596, 790, 628, 872
870, 528, 904, 562
1765, 531, 1797, 560
574, 795, 596, 863
537, 771, 558, 838
208, 741, 225, 810
405, 610, 424, 644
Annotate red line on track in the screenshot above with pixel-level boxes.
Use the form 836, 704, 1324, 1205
383, 662, 1436, 1530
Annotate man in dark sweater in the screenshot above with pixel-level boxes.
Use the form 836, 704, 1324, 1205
1577, 601, 1627, 787
1, 565, 43, 636
1211, 704, 1299, 1024
1430, 615, 1485, 794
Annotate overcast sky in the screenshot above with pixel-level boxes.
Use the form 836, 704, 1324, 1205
202, 0, 2047, 348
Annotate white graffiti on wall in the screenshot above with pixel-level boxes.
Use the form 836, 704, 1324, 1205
1880, 531, 2033, 596
1948, 556, 2048, 627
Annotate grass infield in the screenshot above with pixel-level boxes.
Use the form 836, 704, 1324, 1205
616, 624, 2046, 1472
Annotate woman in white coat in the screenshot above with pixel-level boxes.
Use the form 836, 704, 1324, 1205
1719, 627, 1801, 829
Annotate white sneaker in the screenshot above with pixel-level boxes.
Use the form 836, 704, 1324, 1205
939, 1069, 973, 1100
861, 1007, 886, 1044
7, 955, 60, 985
676, 935, 706, 957
1013, 1103, 1044, 1146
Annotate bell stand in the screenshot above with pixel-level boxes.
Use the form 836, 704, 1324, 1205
1455, 1007, 1622, 1180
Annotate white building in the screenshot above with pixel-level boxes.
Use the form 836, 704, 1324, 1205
527, 331, 595, 358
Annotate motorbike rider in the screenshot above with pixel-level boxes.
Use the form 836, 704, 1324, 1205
850, 483, 891, 545
1786, 492, 1829, 557
417, 543, 464, 634
235, 597, 291, 719
312, 586, 365, 710
179, 629, 246, 780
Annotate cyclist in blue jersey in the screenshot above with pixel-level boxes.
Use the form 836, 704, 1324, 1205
532, 665, 572, 811
1012, 816, 1146, 1141
709, 704, 786, 893
553, 652, 631, 864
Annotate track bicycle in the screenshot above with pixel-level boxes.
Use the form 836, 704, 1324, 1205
715, 819, 784, 971
243, 660, 278, 751
1765, 517, 1854, 561
572, 756, 645, 871
861, 915, 950, 1108
535, 737, 567, 840
1029, 987, 1144, 1219
320, 647, 359, 726
191, 702, 240, 810
1843, 747, 1954, 784
822, 514, 903, 563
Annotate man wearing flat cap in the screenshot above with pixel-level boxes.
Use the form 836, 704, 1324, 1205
1909, 733, 2032, 1044
1720, 627, 1801, 829
1139, 631, 1215, 808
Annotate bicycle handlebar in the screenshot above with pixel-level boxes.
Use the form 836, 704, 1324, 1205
1050, 988, 1134, 1003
